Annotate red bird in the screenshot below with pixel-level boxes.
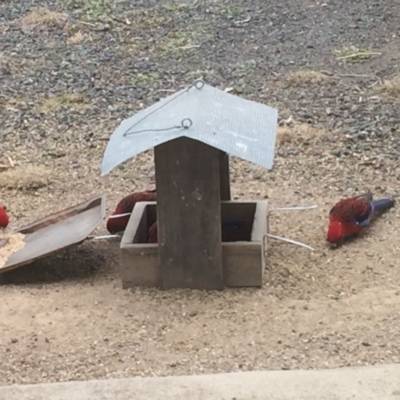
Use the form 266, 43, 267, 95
106, 189, 156, 234
0, 205, 9, 230
147, 221, 158, 243
327, 190, 395, 245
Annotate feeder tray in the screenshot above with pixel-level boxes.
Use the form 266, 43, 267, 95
120, 200, 268, 289
0, 195, 105, 274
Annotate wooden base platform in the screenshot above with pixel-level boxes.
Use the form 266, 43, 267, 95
120, 201, 268, 289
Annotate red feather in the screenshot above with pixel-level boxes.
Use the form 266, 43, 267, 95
329, 197, 371, 224
106, 190, 156, 234
0, 205, 9, 228
147, 221, 158, 243
327, 193, 372, 243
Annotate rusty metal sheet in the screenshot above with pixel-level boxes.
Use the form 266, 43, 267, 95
0, 195, 106, 274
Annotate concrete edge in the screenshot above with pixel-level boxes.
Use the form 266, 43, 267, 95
0, 363, 400, 400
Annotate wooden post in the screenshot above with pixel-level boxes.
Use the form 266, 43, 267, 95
154, 137, 224, 290
219, 151, 231, 201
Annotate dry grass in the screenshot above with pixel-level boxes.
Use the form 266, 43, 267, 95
277, 123, 327, 145
216, 4, 243, 17
67, 31, 85, 44
35, 93, 88, 114
1, 97, 32, 113
21, 6, 68, 29
334, 45, 381, 63
0, 165, 51, 191
0, 56, 26, 77
161, 2, 196, 12
81, 0, 113, 21
156, 29, 198, 58
376, 77, 400, 99
285, 70, 329, 86
131, 72, 161, 86
134, 13, 172, 30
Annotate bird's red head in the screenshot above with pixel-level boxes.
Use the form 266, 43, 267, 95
326, 220, 343, 244
0, 205, 9, 229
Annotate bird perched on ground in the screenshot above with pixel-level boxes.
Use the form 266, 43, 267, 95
0, 204, 9, 230
326, 190, 395, 245
106, 189, 156, 234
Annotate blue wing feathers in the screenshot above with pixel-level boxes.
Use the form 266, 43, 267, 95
372, 198, 395, 213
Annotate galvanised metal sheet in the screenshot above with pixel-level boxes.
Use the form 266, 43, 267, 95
1, 195, 106, 273
101, 80, 278, 176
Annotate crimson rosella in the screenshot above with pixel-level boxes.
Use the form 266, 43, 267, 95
0, 204, 9, 230
106, 189, 156, 234
327, 190, 394, 245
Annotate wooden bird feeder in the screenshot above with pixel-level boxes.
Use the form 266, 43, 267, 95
101, 80, 278, 290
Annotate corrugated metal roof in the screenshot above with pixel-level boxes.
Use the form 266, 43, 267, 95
101, 80, 278, 176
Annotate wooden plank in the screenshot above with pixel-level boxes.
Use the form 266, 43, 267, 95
154, 137, 224, 290
219, 151, 231, 200
222, 200, 267, 287
121, 245, 160, 288
121, 201, 161, 288
121, 201, 148, 246
120, 201, 267, 289
251, 200, 268, 241
222, 243, 263, 287
121, 242, 262, 288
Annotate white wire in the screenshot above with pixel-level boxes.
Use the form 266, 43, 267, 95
89, 234, 121, 240
271, 205, 317, 211
265, 233, 315, 251
103, 206, 317, 249
107, 212, 132, 219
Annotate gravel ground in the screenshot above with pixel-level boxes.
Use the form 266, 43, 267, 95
1, 0, 400, 386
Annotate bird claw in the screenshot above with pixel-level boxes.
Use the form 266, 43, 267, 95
326, 237, 343, 249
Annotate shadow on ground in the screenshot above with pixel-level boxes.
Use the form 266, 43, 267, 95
0, 241, 117, 285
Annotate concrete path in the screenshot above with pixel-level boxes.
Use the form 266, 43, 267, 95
1, 363, 400, 400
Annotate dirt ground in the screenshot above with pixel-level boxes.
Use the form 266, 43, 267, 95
1, 0, 400, 386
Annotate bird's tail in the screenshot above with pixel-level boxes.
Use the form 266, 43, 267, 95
372, 198, 395, 213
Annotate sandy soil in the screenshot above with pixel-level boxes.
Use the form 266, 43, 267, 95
1, 0, 400, 386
